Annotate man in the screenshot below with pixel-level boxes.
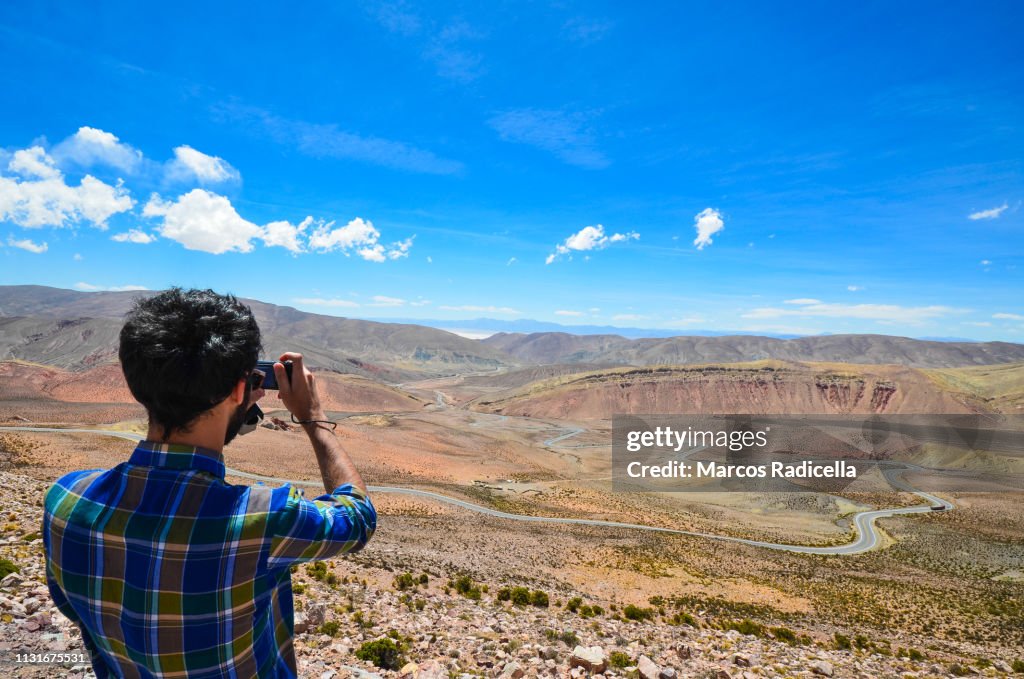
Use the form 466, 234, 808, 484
42, 288, 376, 678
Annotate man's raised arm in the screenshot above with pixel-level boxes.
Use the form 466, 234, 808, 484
275, 352, 367, 494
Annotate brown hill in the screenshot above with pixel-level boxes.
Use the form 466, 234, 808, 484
482, 331, 1024, 368
925, 362, 1024, 413
470, 361, 990, 420
0, 360, 428, 414
0, 285, 510, 376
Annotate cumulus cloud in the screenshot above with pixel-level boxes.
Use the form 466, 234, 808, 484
51, 127, 144, 174
166, 146, 240, 184
7, 236, 48, 253
308, 217, 413, 262
143, 190, 263, 254
993, 312, 1024, 321
262, 216, 313, 254
968, 203, 1008, 220
0, 146, 133, 229
74, 282, 148, 292
742, 301, 966, 324
693, 207, 724, 250
546, 224, 639, 264
111, 228, 156, 244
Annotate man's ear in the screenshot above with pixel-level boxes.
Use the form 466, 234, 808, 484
231, 377, 247, 405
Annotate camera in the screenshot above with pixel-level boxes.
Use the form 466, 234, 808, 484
255, 360, 293, 390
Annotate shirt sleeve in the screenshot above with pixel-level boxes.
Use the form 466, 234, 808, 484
44, 528, 110, 678
266, 483, 377, 570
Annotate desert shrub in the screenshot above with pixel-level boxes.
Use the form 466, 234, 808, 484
530, 590, 549, 607
418, 573, 429, 585
497, 587, 511, 602
21, 532, 41, 542
510, 586, 531, 606
771, 626, 798, 645
622, 604, 655, 622
723, 619, 763, 637
453, 574, 481, 600
305, 562, 328, 581
671, 611, 697, 627
566, 597, 582, 613
292, 583, 306, 595
355, 638, 404, 670
948, 663, 969, 677
1011, 659, 1024, 672
394, 572, 415, 590
609, 651, 632, 668
0, 558, 18, 580
544, 629, 579, 646
834, 632, 852, 650
908, 648, 926, 662
319, 621, 341, 637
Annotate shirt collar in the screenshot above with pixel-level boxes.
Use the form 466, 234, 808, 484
129, 440, 226, 479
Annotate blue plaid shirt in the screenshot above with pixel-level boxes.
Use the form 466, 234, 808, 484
43, 441, 377, 678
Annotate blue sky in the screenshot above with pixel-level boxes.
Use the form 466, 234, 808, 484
0, 1, 1021, 340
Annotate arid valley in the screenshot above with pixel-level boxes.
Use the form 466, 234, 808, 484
1, 286, 1022, 678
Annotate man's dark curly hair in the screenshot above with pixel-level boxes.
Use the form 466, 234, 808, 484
119, 288, 262, 440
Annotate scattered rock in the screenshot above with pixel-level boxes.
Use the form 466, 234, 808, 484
810, 660, 834, 677
637, 654, 659, 679
570, 646, 608, 674
658, 668, 676, 679
305, 602, 327, 628
733, 653, 751, 667
293, 610, 309, 634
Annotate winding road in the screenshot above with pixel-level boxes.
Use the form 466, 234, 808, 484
1, 426, 953, 556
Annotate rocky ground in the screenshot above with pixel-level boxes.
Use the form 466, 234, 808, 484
0, 472, 1020, 679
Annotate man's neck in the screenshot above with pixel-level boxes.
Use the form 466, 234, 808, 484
146, 424, 225, 457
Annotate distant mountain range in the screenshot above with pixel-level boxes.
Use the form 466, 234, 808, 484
1, 285, 1023, 373
363, 316, 799, 339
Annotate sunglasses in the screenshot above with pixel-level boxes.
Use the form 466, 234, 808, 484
246, 368, 266, 391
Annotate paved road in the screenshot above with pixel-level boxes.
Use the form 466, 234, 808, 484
2, 426, 953, 556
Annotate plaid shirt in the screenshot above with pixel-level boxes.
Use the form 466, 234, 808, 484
42, 441, 377, 678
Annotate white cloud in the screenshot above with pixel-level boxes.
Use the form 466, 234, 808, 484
111, 228, 156, 244
438, 304, 522, 315
51, 127, 144, 174
489, 109, 609, 169
262, 216, 313, 254
546, 224, 639, 263
506, 257, 517, 266
143, 189, 263, 254
167, 146, 240, 184
847, 285, 863, 292
993, 312, 1024, 321
73, 253, 83, 261
426, 256, 433, 263
7, 236, 48, 253
968, 203, 1008, 220
784, 298, 822, 305
0, 146, 133, 228
74, 282, 148, 292
964, 321, 993, 327
410, 298, 431, 307
555, 310, 583, 316
9, 147, 61, 179
386, 235, 415, 260
293, 297, 360, 308
370, 295, 405, 307
307, 217, 412, 262
980, 259, 992, 266
743, 301, 967, 324
693, 207, 724, 250
612, 313, 649, 321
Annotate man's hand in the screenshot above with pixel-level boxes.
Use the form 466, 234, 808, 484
275, 352, 325, 421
